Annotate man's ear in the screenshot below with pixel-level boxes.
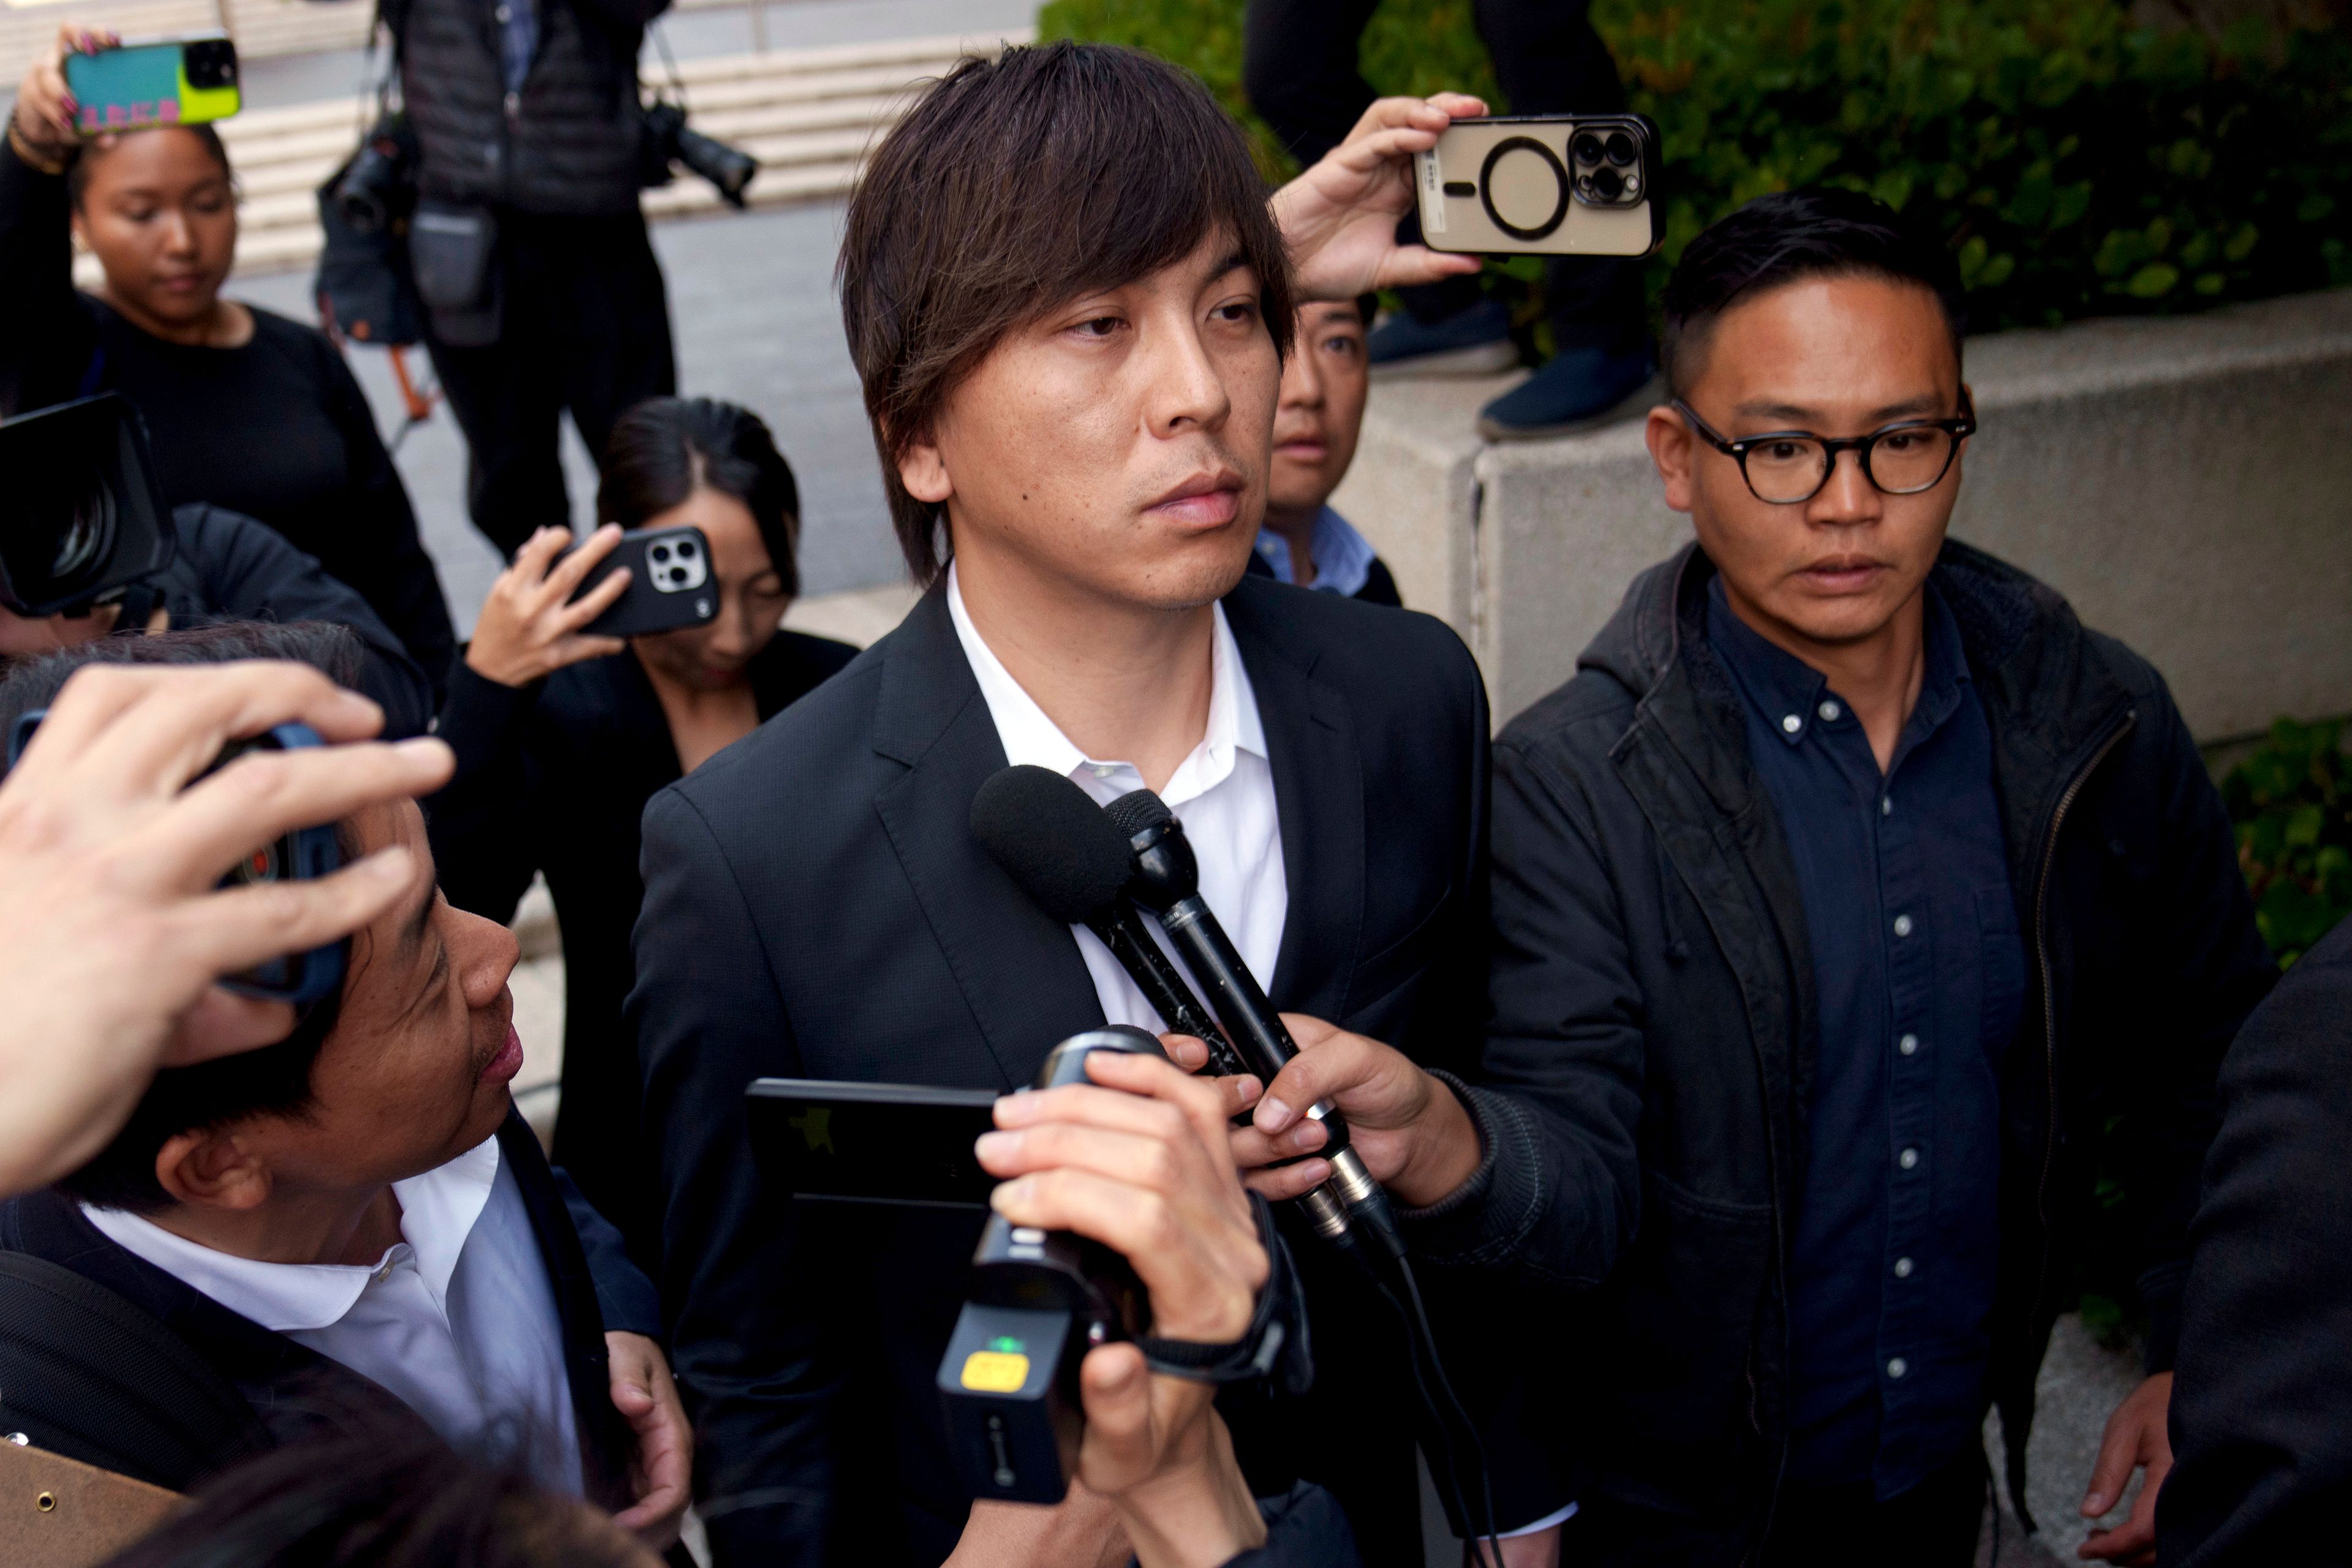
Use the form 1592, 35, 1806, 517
155, 1128, 274, 1212
897, 435, 953, 508
1646, 404, 1697, 514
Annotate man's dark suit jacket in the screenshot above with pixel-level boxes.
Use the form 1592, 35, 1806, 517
628, 573, 1490, 1567
0, 1112, 649, 1508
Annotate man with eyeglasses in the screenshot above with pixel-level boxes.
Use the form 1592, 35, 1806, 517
1227, 189, 2276, 1566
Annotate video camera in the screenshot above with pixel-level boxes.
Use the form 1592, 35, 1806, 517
935, 1027, 1159, 1504
0, 395, 177, 620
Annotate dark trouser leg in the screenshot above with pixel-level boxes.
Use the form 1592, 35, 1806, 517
1474, 0, 1648, 352
546, 212, 677, 472
424, 246, 571, 557
1243, 0, 1384, 167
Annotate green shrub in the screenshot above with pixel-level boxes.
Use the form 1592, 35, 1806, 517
1038, 0, 2352, 339
2223, 717, 2352, 968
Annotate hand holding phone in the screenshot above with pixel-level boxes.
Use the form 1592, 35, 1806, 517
1414, 113, 1662, 257
62, 33, 240, 137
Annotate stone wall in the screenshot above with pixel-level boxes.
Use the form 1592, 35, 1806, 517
1332, 288, 2352, 739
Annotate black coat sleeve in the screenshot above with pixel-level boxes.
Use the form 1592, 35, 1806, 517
2110, 684, 2278, 1371
425, 661, 549, 924
555, 1165, 665, 1338
1223, 1483, 1365, 1568
170, 505, 436, 739
313, 334, 457, 701
2155, 916, 2352, 1565
0, 135, 97, 416
1398, 731, 1644, 1291
628, 785, 836, 1566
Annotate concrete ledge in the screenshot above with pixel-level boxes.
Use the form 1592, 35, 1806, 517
1334, 288, 2352, 739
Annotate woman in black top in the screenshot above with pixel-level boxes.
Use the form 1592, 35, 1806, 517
430, 397, 855, 1264
4, 28, 456, 696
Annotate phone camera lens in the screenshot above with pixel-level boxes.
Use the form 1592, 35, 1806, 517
651, 543, 671, 562
1572, 133, 1605, 165
1593, 166, 1625, 200
676, 540, 697, 557
1604, 132, 1637, 167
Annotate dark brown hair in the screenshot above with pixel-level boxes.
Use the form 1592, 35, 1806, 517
66, 123, 233, 208
0, 622, 363, 1213
838, 40, 1297, 587
598, 396, 802, 600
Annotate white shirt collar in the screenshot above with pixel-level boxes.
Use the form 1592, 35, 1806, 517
82, 1134, 504, 1334
945, 562, 1265, 807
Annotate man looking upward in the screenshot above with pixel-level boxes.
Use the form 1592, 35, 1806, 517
630, 44, 1494, 1568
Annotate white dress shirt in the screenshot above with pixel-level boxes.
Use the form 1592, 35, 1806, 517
946, 564, 1287, 1028
85, 1135, 586, 1496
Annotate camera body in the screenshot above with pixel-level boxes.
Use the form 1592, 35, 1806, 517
3, 717, 346, 1005
937, 1027, 1161, 1506
640, 100, 758, 209
0, 396, 178, 620
1413, 113, 1663, 258
331, 113, 421, 239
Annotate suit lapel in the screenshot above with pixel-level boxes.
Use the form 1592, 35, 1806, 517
1227, 586, 1366, 1014
869, 586, 1108, 1089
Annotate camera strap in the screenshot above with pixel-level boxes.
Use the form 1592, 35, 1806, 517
1134, 1194, 1313, 1392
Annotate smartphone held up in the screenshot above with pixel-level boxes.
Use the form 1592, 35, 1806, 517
1414, 112, 1662, 258
63, 34, 241, 136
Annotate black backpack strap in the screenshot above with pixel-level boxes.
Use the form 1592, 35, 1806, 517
0, 1253, 270, 1490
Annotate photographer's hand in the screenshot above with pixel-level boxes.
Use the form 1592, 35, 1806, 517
10, 25, 117, 167
1272, 93, 1489, 302
976, 1054, 1272, 1568
464, 525, 631, 688
0, 662, 453, 1198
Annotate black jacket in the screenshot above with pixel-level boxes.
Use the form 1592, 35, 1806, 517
390, 0, 669, 216
146, 503, 437, 740
0, 140, 456, 695
0, 1112, 656, 1505
2158, 911, 2352, 1563
1404, 541, 2274, 1553
426, 631, 856, 1264
627, 575, 1490, 1567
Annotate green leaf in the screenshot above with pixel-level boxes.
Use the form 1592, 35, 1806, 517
2125, 262, 2180, 298
1958, 233, 1990, 285
1980, 252, 2016, 288
2225, 222, 2260, 262
2299, 192, 2338, 224
2194, 272, 2226, 295
1870, 170, 1915, 211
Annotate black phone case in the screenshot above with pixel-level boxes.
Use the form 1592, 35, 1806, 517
566, 524, 718, 638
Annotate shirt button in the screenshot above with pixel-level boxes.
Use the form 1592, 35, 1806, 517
1088, 764, 1113, 778
1881, 795, 1893, 816
1892, 913, 1913, 938
1781, 714, 1803, 735
1899, 1147, 1920, 1170
1894, 1256, 1914, 1278
1818, 699, 1842, 722
1899, 1033, 1919, 1056
1887, 1357, 1909, 1379
495, 2, 510, 18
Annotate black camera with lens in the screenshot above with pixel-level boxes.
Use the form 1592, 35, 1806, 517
640, 99, 758, 209
0, 395, 177, 620
331, 112, 421, 238
182, 36, 238, 91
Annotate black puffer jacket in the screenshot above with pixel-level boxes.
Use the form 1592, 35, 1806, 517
1401, 540, 2275, 1556
388, 0, 669, 216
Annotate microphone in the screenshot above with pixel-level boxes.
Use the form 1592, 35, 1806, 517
969, 766, 1246, 1076
1103, 788, 1404, 1257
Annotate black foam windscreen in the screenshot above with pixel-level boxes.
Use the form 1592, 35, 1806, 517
970, 765, 1135, 924
1102, 788, 1172, 838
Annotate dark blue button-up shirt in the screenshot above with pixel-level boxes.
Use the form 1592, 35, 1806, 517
1707, 578, 2026, 1498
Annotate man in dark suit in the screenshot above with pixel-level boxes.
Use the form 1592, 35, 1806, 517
0, 623, 693, 1550
627, 41, 1496, 1568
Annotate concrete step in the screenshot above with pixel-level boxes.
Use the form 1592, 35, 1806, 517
64, 27, 1025, 285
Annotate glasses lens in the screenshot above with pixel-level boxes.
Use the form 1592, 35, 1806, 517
1743, 436, 1829, 503
1868, 428, 1958, 494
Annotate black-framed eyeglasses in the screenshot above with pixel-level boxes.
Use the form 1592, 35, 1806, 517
1673, 393, 1977, 505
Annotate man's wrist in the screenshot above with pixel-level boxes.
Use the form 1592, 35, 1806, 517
1113, 1430, 1267, 1568
1387, 1072, 1482, 1208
